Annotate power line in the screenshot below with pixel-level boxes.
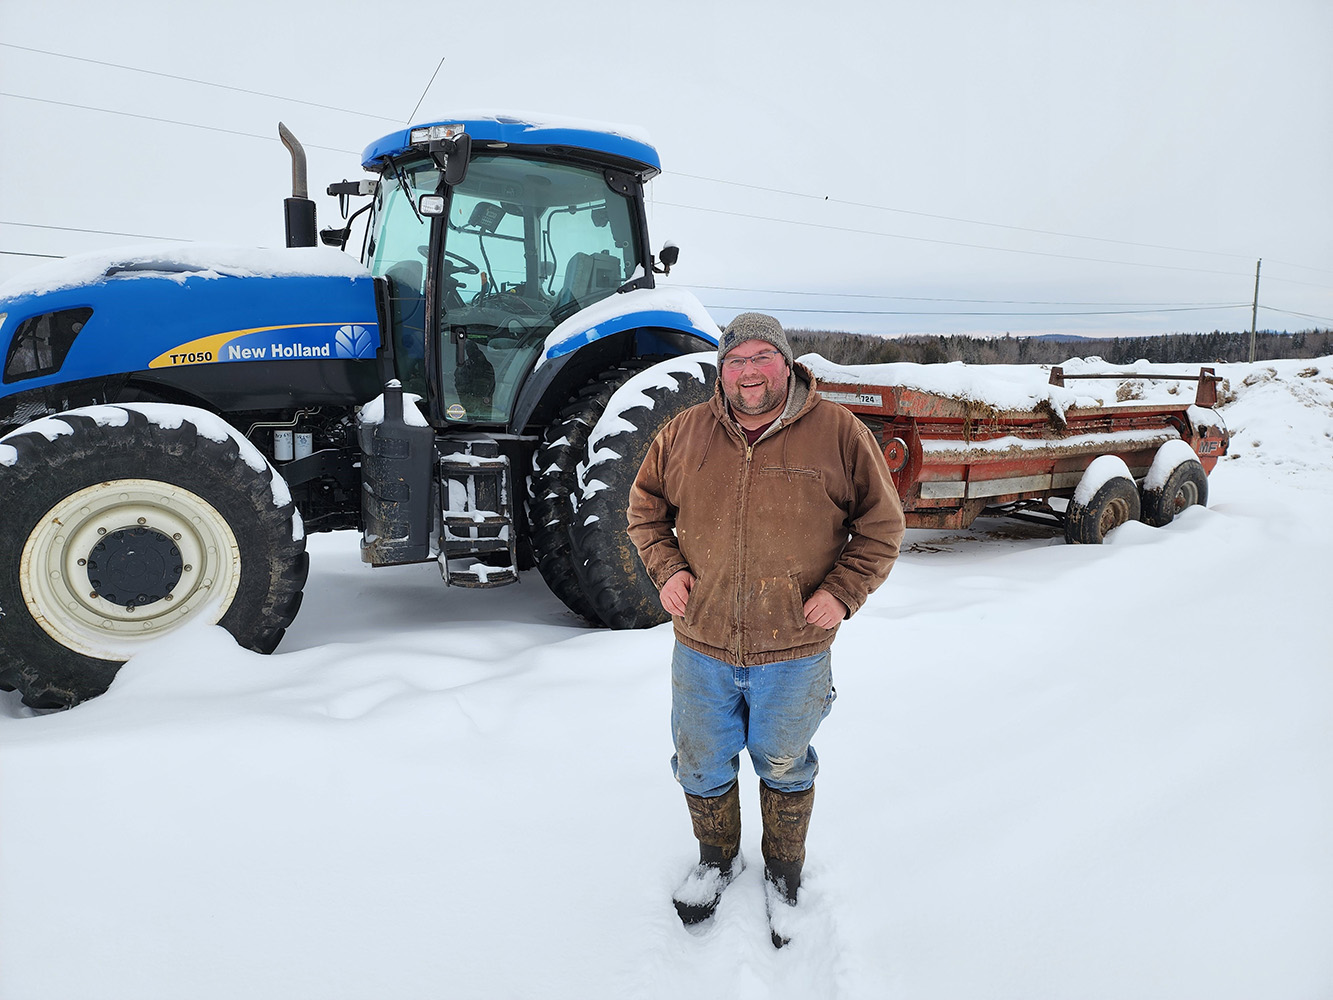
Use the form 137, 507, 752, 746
667, 176, 1333, 285
3, 239, 1318, 325
0, 41, 399, 123
699, 303, 1250, 318
2, 219, 1311, 321
1263, 257, 1333, 278
1, 249, 63, 259
1260, 305, 1333, 324
679, 281, 1239, 309
6, 45, 1328, 286
656, 200, 1256, 280
673, 171, 1261, 265
2, 220, 190, 242
0, 93, 361, 155
8, 77, 1327, 292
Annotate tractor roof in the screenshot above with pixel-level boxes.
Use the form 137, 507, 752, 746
362, 114, 661, 178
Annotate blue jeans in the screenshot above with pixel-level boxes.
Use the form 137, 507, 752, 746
671, 641, 836, 798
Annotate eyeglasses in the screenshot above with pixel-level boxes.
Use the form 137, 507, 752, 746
722, 350, 783, 372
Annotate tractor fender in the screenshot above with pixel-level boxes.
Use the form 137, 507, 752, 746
534, 286, 720, 369
511, 286, 720, 432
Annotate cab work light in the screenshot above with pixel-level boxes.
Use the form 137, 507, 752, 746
409, 124, 465, 146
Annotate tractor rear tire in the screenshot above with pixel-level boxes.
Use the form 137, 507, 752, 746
568, 356, 718, 629
1140, 458, 1208, 527
1064, 475, 1141, 544
526, 362, 658, 622
0, 404, 308, 708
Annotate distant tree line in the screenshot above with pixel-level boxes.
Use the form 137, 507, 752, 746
785, 328, 1333, 366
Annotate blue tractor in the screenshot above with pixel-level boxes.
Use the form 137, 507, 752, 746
0, 115, 721, 707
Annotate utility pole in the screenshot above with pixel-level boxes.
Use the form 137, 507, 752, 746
1249, 259, 1262, 363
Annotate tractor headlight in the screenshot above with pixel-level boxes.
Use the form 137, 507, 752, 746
410, 124, 465, 146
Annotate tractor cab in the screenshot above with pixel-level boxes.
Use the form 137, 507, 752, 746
358, 117, 661, 430
342, 116, 714, 588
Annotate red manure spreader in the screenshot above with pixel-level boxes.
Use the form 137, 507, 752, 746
806, 359, 1230, 544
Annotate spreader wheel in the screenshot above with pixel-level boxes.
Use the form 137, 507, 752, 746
1140, 458, 1208, 527
1065, 459, 1141, 545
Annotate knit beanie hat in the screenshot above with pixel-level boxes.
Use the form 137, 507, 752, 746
717, 312, 794, 369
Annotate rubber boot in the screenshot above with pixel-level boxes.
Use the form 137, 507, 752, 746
673, 783, 743, 926
760, 781, 815, 948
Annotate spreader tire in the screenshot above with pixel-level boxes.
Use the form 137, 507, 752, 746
1065, 475, 1141, 545
568, 357, 717, 629
526, 362, 658, 622
1140, 459, 1208, 527
0, 405, 307, 708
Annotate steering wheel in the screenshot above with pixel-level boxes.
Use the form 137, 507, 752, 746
442, 250, 481, 275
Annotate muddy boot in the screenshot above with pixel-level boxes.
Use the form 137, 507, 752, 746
760, 781, 815, 948
673, 783, 743, 926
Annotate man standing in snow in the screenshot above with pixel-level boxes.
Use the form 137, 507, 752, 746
627, 312, 905, 945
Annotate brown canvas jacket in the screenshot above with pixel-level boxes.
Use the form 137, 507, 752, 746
627, 363, 906, 666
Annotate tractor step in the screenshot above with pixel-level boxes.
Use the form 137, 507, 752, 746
436, 434, 519, 588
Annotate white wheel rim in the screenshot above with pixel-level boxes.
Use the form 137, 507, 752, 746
20, 478, 242, 658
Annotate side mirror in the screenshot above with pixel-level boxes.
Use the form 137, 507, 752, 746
430, 133, 472, 187
654, 242, 680, 275
320, 226, 351, 248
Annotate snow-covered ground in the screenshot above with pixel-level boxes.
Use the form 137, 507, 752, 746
2, 357, 1331, 1000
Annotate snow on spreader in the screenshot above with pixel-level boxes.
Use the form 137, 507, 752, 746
805, 357, 1229, 543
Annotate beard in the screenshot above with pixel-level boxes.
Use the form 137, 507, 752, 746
724, 372, 788, 416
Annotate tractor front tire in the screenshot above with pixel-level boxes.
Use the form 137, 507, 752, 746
568, 356, 717, 629
526, 362, 658, 623
0, 404, 308, 708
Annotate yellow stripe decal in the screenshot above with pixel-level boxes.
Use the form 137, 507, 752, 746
148, 323, 361, 368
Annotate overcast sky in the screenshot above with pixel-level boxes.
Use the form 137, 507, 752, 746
3, 0, 1331, 339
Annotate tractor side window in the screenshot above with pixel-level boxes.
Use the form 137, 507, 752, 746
546, 204, 636, 315
3, 307, 94, 383
436, 156, 644, 426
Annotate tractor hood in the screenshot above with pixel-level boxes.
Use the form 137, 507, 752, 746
0, 244, 380, 401
0, 243, 370, 300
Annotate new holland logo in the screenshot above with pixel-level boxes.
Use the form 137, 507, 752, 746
335, 326, 376, 359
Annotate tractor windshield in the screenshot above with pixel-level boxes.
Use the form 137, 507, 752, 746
436, 154, 643, 425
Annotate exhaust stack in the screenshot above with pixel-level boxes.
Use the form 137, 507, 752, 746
278, 122, 317, 248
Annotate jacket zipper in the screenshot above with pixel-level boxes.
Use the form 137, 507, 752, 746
734, 441, 754, 663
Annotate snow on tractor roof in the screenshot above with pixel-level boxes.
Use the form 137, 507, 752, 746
0, 244, 370, 301
361, 111, 660, 174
